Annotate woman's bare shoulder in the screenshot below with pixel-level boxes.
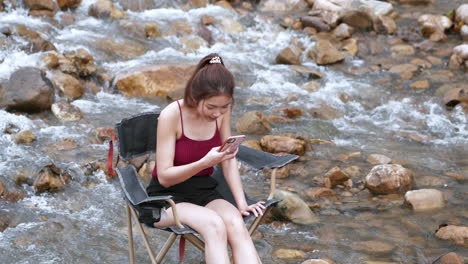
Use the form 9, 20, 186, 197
159, 101, 180, 122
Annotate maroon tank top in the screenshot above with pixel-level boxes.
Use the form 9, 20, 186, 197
152, 100, 222, 178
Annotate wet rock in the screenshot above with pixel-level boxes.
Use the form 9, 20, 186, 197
259, 0, 309, 13
47, 71, 84, 100
308, 38, 345, 65
220, 18, 244, 34
341, 11, 373, 30
325, 166, 349, 188
455, 4, 468, 24
33, 164, 72, 192
260, 135, 307, 155
276, 47, 301, 65
24, 0, 57, 11
92, 127, 115, 142
302, 81, 321, 93
291, 66, 324, 79
391, 44, 415, 56
115, 0, 156, 11
201, 15, 215, 26
14, 130, 36, 144
115, 64, 195, 97
302, 259, 333, 264
449, 44, 468, 69
281, 107, 303, 118
89, 0, 127, 20
343, 166, 361, 178
433, 252, 464, 264
145, 23, 161, 38
306, 187, 336, 198
1, 67, 54, 112
51, 101, 83, 121
272, 189, 320, 225
273, 248, 307, 259
443, 86, 468, 108
332, 23, 354, 40
418, 14, 452, 42
0, 179, 4, 196
435, 225, 468, 248
309, 101, 344, 120
138, 161, 154, 185
404, 189, 444, 211
215, 0, 233, 9
189, 0, 208, 8
444, 172, 466, 181
180, 35, 208, 51
367, 154, 392, 165
341, 38, 358, 56
1, 192, 25, 202
57, 0, 81, 10
351, 240, 396, 255
301, 16, 331, 32
241, 140, 262, 150
0, 215, 9, 232
44, 138, 78, 152
64, 49, 97, 77
365, 164, 414, 194
410, 80, 430, 90
236, 111, 272, 135
416, 175, 447, 187
389, 63, 419, 74
373, 15, 397, 35
40, 52, 60, 69
29, 9, 55, 17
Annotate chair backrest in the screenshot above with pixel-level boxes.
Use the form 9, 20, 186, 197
115, 111, 159, 161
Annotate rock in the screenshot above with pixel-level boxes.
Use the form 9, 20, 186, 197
220, 18, 244, 34
44, 138, 78, 151
263, 165, 290, 179
236, 111, 272, 135
443, 86, 468, 108
341, 38, 358, 56
410, 80, 430, 90
302, 81, 321, 93
260, 135, 307, 155
460, 25, 468, 41
373, 15, 397, 35
450, 44, 468, 69
365, 164, 414, 194
306, 187, 336, 198
391, 44, 415, 56
341, 11, 373, 30
40, 52, 60, 69
276, 47, 301, 65
0, 215, 9, 232
14, 130, 36, 144
92, 127, 115, 142
272, 189, 319, 225
444, 172, 466, 181
435, 225, 468, 248
309, 101, 344, 120
325, 166, 349, 187
343, 166, 361, 178
455, 4, 468, 24
301, 16, 331, 32
389, 64, 419, 74
24, 0, 56, 11
418, 14, 452, 42
145, 23, 161, 38
291, 66, 324, 79
0, 180, 4, 196
114, 0, 156, 11
89, 0, 127, 20
433, 252, 464, 264
47, 71, 84, 100
351, 240, 396, 255
404, 189, 444, 211
51, 102, 83, 121
397, 0, 434, 4
332, 23, 354, 40
367, 154, 392, 165
1, 67, 54, 112
115, 64, 195, 97
33, 164, 72, 192
57, 0, 81, 10
302, 259, 332, 264
180, 36, 208, 52
273, 248, 307, 259
241, 140, 262, 151
282, 107, 303, 118
64, 49, 97, 77
259, 0, 309, 13
308, 39, 345, 65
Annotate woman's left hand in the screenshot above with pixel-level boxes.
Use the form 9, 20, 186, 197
239, 201, 266, 217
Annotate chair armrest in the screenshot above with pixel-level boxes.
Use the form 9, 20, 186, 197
136, 195, 174, 207
267, 168, 278, 200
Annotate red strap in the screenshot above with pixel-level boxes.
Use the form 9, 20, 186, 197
179, 236, 186, 263
107, 135, 118, 176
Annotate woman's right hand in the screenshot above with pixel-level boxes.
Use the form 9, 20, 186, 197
201, 146, 238, 168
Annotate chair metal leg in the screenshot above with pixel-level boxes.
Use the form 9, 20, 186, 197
129, 206, 158, 264
248, 207, 273, 235
155, 233, 178, 263
126, 204, 135, 264
183, 233, 205, 251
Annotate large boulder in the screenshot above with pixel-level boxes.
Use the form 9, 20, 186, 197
365, 164, 414, 194
236, 111, 272, 135
115, 64, 195, 97
435, 225, 468, 248
271, 189, 320, 225
1, 67, 54, 112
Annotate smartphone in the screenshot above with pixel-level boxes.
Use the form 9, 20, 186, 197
219, 135, 246, 153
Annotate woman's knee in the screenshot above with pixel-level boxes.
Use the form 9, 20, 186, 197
200, 214, 227, 239
225, 214, 248, 235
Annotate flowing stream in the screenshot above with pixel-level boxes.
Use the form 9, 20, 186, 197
0, 0, 467, 263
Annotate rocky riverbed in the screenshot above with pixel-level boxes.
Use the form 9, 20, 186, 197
0, 0, 467, 263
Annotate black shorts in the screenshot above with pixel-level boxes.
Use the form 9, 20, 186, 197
147, 175, 224, 208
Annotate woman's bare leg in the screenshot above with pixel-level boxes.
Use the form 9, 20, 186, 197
206, 199, 261, 264
155, 203, 230, 264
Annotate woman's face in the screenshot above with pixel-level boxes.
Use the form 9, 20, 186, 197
197, 95, 232, 122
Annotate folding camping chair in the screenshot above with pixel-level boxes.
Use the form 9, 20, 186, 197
109, 111, 298, 263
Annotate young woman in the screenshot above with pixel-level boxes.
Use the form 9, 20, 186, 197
147, 53, 265, 263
